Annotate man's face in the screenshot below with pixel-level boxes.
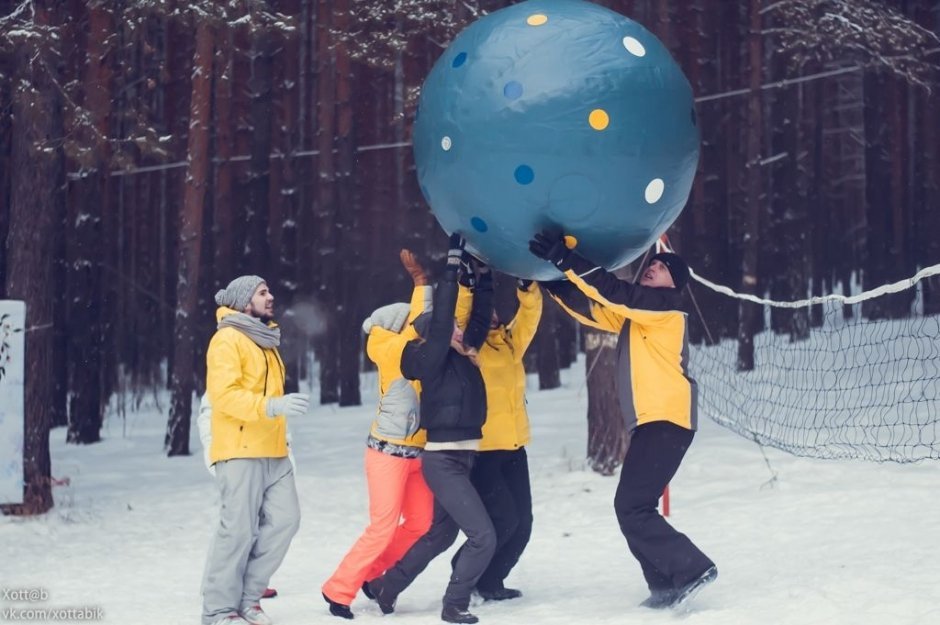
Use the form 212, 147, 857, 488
244, 282, 274, 321
640, 259, 675, 289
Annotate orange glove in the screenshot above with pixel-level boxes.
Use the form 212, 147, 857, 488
400, 249, 428, 286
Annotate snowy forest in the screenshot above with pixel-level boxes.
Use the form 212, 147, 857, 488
1, 0, 939, 514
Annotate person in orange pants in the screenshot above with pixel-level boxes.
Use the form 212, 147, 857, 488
321, 250, 435, 619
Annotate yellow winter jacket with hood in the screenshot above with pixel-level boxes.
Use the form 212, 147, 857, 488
543, 255, 697, 432
455, 281, 542, 451
364, 286, 431, 448
206, 306, 288, 463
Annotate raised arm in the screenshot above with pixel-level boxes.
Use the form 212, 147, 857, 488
530, 232, 681, 321
503, 280, 543, 360
400, 235, 465, 380
461, 262, 494, 351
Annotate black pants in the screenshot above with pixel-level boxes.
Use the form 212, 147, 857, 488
614, 421, 714, 593
451, 447, 533, 592
375, 450, 496, 610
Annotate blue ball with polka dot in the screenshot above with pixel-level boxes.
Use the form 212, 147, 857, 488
413, 0, 699, 279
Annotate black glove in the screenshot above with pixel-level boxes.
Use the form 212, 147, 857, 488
528, 231, 571, 268
517, 279, 533, 291
446, 233, 466, 268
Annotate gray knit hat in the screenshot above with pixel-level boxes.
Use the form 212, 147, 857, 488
215, 275, 266, 311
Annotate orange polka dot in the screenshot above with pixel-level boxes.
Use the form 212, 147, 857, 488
527, 14, 548, 26
589, 109, 609, 130
563, 235, 578, 250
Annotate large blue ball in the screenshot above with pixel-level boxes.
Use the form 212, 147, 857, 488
413, 0, 699, 280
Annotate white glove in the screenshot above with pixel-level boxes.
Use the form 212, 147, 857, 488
266, 393, 310, 419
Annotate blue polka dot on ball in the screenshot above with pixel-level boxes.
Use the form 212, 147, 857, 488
503, 81, 524, 100
514, 165, 535, 185
413, 0, 699, 279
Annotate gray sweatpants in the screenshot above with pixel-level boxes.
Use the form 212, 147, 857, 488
377, 450, 496, 611
202, 457, 300, 625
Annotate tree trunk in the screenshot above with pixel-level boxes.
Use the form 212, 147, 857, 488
335, 0, 361, 407
167, 19, 214, 456
3, 7, 62, 513
862, 72, 892, 321
315, 0, 340, 404
737, 0, 762, 371
273, 11, 302, 393
212, 23, 235, 284
245, 26, 275, 279
584, 329, 627, 475
535, 297, 561, 390
66, 3, 113, 444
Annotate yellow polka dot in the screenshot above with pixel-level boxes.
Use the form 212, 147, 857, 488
589, 109, 609, 131
563, 235, 578, 250
527, 14, 548, 26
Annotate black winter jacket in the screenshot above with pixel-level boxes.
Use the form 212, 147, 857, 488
400, 266, 494, 443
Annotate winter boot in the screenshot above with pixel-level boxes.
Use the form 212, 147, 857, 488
364, 580, 396, 615
477, 586, 522, 602
361, 581, 375, 600
322, 592, 354, 619
441, 605, 479, 624
669, 565, 718, 611
638, 589, 677, 609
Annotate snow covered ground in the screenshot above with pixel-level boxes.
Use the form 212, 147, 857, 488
2, 360, 939, 625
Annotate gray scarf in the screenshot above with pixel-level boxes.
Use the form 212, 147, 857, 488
218, 312, 281, 348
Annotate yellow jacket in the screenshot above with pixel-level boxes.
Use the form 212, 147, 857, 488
364, 286, 429, 448
206, 307, 288, 463
456, 281, 542, 451
544, 256, 697, 431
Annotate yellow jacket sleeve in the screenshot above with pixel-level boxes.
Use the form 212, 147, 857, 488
504, 282, 543, 363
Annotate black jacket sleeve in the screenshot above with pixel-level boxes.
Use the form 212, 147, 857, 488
462, 270, 494, 350
400, 266, 459, 381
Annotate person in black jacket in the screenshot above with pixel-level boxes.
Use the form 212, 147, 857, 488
365, 235, 496, 625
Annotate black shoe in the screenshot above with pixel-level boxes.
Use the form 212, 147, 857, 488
477, 587, 522, 601
322, 593, 354, 619
669, 565, 718, 610
441, 605, 479, 624
365, 581, 396, 615
638, 590, 676, 609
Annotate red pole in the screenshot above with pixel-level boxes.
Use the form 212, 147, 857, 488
661, 484, 670, 517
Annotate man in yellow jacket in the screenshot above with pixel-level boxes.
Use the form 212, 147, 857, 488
451, 275, 542, 601
529, 233, 716, 612
202, 275, 309, 625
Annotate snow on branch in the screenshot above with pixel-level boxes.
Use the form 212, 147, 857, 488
764, 0, 940, 91
333, 0, 487, 71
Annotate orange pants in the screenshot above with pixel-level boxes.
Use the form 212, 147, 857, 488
322, 447, 434, 605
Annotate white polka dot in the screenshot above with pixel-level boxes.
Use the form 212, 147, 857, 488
441, 136, 452, 151
645, 179, 665, 203
622, 36, 646, 57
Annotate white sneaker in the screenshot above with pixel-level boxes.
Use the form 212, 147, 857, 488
240, 605, 273, 625
209, 614, 249, 625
